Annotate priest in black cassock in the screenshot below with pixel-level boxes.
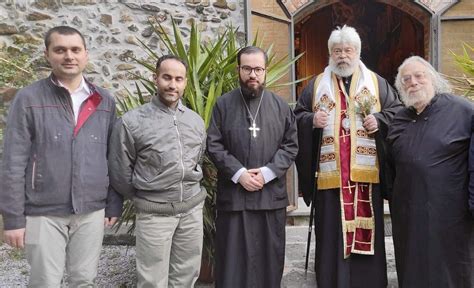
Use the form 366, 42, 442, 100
387, 56, 474, 287
207, 46, 298, 287
294, 25, 402, 288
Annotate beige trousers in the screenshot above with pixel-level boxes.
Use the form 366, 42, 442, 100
136, 203, 204, 288
25, 209, 105, 288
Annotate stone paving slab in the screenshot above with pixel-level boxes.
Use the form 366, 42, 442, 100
279, 226, 398, 288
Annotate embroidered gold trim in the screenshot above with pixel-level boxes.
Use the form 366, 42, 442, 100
314, 69, 381, 188
349, 71, 380, 184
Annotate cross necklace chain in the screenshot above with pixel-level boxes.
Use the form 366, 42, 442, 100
339, 78, 351, 133
239, 88, 264, 138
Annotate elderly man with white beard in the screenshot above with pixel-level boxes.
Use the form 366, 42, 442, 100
294, 25, 403, 288
387, 56, 474, 288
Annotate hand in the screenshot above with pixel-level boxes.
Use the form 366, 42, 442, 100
363, 114, 378, 133
4, 228, 26, 249
247, 168, 265, 186
238, 170, 263, 192
313, 110, 329, 128
104, 217, 118, 228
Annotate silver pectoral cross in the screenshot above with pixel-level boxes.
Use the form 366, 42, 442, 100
249, 121, 260, 138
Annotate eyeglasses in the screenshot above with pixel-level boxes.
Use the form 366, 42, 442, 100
331, 47, 356, 56
239, 65, 266, 76
401, 71, 426, 85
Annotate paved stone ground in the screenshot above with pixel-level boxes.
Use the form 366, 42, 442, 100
0, 225, 398, 287
277, 226, 398, 288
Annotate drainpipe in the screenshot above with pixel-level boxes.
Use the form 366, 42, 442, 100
431, 14, 440, 70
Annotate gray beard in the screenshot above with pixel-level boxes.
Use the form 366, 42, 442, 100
329, 58, 358, 78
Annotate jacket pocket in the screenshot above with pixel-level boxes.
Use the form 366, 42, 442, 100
31, 155, 36, 190
28, 154, 43, 192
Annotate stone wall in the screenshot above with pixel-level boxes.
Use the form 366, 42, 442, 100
0, 0, 245, 97
0, 87, 17, 160
0, 0, 245, 156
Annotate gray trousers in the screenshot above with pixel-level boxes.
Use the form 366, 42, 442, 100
25, 209, 105, 288
136, 202, 204, 288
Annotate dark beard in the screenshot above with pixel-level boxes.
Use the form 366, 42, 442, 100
239, 78, 264, 98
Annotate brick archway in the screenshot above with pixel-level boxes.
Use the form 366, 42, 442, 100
293, 0, 432, 45
293, 0, 432, 95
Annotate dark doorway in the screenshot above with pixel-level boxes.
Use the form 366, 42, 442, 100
294, 0, 425, 95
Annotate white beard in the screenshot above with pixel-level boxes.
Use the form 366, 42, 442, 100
400, 88, 434, 109
329, 58, 359, 77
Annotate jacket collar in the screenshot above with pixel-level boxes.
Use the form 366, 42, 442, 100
48, 73, 97, 95
152, 95, 185, 113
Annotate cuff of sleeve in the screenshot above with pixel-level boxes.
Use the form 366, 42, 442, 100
2, 215, 26, 230
260, 166, 277, 184
105, 204, 123, 218
231, 168, 246, 184
105, 198, 124, 218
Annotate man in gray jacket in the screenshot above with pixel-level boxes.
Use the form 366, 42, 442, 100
0, 26, 123, 287
108, 55, 206, 287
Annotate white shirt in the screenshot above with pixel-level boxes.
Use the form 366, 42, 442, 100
58, 77, 91, 124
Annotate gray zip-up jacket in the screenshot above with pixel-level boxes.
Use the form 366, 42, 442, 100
0, 75, 123, 230
108, 97, 206, 215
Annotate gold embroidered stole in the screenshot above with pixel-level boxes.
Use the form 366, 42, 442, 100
312, 69, 381, 189
312, 68, 381, 258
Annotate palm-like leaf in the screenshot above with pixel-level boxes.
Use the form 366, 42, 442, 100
449, 42, 474, 99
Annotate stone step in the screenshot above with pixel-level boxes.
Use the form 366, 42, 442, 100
287, 198, 392, 236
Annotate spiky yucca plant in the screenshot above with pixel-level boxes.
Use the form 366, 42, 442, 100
115, 18, 303, 270
448, 42, 474, 100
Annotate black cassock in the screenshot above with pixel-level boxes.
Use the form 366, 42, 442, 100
387, 94, 474, 288
294, 75, 402, 288
207, 88, 298, 288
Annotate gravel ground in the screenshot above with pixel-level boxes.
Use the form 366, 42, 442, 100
0, 244, 138, 287
0, 231, 397, 287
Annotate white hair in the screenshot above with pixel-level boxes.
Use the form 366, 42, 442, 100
327, 25, 361, 56
395, 56, 452, 95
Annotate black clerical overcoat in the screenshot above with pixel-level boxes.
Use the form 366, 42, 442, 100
207, 88, 298, 211
387, 94, 474, 288
469, 114, 474, 216
207, 88, 298, 288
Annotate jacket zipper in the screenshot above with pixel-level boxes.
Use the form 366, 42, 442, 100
31, 154, 36, 190
62, 89, 76, 126
174, 114, 185, 202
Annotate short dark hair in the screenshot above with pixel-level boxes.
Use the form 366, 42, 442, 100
237, 46, 268, 66
44, 26, 86, 50
155, 55, 188, 73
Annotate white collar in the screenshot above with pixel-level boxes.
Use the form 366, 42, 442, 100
58, 77, 90, 95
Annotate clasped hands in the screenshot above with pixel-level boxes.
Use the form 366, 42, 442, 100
238, 169, 265, 192
313, 110, 378, 132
